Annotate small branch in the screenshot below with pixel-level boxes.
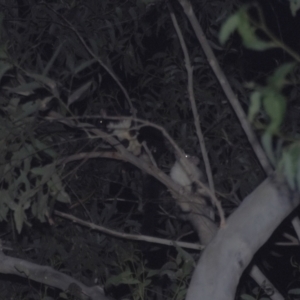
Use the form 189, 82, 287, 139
54, 210, 204, 250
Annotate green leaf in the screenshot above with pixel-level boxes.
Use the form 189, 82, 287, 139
176, 288, 187, 300
219, 13, 240, 45
32, 139, 57, 158
31, 164, 56, 185
26, 73, 57, 92
6, 82, 42, 96
267, 62, 296, 91
146, 269, 159, 278
58, 292, 69, 299
240, 294, 256, 300
106, 270, 139, 286
67, 81, 92, 106
74, 59, 97, 74
248, 91, 261, 122
48, 173, 70, 203
14, 203, 25, 233
262, 90, 286, 133
15, 101, 40, 121
290, 0, 300, 16
238, 13, 274, 50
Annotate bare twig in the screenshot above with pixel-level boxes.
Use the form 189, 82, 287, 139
0, 252, 107, 300
54, 210, 204, 250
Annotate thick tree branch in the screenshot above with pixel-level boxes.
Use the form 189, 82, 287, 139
186, 177, 298, 300
0, 251, 108, 300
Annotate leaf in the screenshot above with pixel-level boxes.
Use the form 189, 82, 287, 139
15, 101, 40, 121
58, 292, 68, 300
106, 270, 139, 286
175, 245, 196, 265
31, 164, 56, 185
56, 190, 71, 203
14, 203, 25, 233
48, 173, 70, 203
262, 90, 286, 133
290, 0, 300, 16
26, 73, 57, 92
219, 13, 240, 45
6, 81, 42, 96
238, 12, 274, 50
220, 8, 274, 50
176, 288, 187, 300
146, 269, 159, 278
240, 294, 256, 300
159, 269, 176, 280
32, 139, 57, 158
248, 91, 261, 122
74, 59, 97, 74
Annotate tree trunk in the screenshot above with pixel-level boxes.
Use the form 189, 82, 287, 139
186, 177, 299, 300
